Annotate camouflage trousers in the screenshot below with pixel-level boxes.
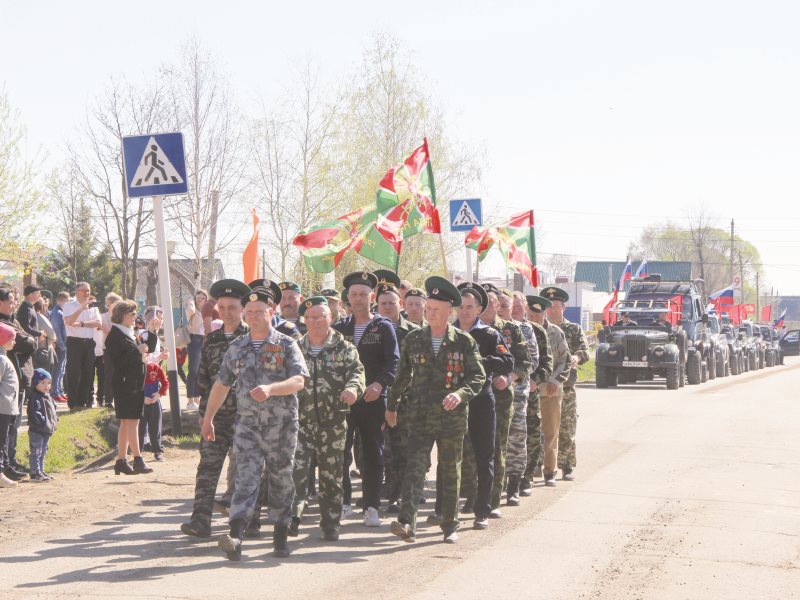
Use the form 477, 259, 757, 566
399, 403, 468, 533
292, 418, 347, 530
524, 390, 543, 479
490, 389, 514, 509
384, 402, 409, 502
229, 407, 298, 528
505, 389, 529, 478
189, 414, 234, 529
557, 387, 577, 471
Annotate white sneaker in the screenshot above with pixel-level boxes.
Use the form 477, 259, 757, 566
186, 400, 198, 410
0, 473, 17, 487
341, 504, 353, 519
363, 507, 382, 527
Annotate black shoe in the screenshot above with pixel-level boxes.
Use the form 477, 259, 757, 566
322, 528, 339, 541
544, 472, 556, 487
462, 497, 475, 514
273, 524, 291, 557
288, 517, 300, 537
181, 521, 211, 538
114, 459, 135, 475
245, 518, 262, 538
519, 477, 533, 497
29, 473, 48, 483
132, 456, 153, 474
10, 462, 29, 474
386, 501, 400, 514
3, 467, 26, 481
142, 442, 152, 452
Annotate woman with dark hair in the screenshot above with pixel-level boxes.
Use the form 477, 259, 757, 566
184, 290, 207, 410
104, 300, 153, 475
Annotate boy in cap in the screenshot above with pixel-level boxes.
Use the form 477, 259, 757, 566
27, 368, 59, 482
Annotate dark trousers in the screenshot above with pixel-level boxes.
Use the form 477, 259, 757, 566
66, 338, 95, 408
103, 353, 115, 407
0, 412, 15, 470
186, 334, 203, 397
7, 387, 26, 465
342, 400, 385, 510
92, 355, 105, 405
467, 392, 496, 519
53, 345, 67, 397
138, 401, 163, 453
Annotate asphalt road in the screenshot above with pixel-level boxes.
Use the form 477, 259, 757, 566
1, 359, 798, 600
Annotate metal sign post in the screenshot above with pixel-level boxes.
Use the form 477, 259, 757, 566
450, 198, 483, 283
122, 132, 188, 436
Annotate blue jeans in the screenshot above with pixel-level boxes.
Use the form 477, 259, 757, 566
29, 431, 50, 475
53, 345, 67, 397
186, 334, 204, 397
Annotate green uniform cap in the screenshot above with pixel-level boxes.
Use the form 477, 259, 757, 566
376, 283, 400, 299
480, 282, 501, 297
525, 295, 552, 312
373, 269, 401, 288
343, 271, 378, 290
541, 286, 569, 302
299, 295, 329, 317
210, 279, 251, 300
457, 281, 488, 311
404, 287, 427, 299
318, 288, 341, 301
278, 281, 302, 294
425, 276, 461, 307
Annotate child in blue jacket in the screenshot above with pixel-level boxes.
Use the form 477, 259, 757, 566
28, 368, 59, 482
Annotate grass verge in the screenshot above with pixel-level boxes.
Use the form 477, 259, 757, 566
578, 357, 596, 383
16, 408, 117, 473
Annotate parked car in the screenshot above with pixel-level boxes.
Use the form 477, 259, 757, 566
780, 329, 799, 357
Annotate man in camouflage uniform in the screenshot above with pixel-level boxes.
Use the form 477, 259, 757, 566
527, 294, 571, 486
278, 281, 307, 335
504, 291, 539, 505
202, 283, 309, 560
387, 276, 485, 543
374, 279, 419, 513
181, 279, 250, 539
291, 297, 365, 541
403, 288, 427, 327
520, 295, 552, 495
543, 286, 590, 481
480, 283, 531, 517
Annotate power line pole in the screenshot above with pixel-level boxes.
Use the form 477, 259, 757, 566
739, 252, 745, 304
729, 218, 735, 283
756, 271, 760, 319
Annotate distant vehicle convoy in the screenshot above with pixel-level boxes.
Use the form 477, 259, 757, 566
596, 275, 785, 390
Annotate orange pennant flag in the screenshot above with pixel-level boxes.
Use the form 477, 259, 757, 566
243, 208, 260, 283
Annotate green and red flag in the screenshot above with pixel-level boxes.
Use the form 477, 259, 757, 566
465, 210, 538, 286
376, 138, 440, 237
292, 206, 402, 273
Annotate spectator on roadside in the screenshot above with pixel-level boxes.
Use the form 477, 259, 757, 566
100, 293, 122, 409
62, 282, 101, 410
49, 292, 69, 402
0, 323, 20, 488
0, 285, 36, 476
32, 299, 57, 373
105, 300, 153, 476
185, 290, 207, 410
139, 306, 169, 365
27, 368, 58, 482
16, 285, 47, 346
139, 362, 169, 462
200, 294, 219, 338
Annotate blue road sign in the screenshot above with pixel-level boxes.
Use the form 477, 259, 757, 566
449, 198, 483, 232
122, 132, 188, 198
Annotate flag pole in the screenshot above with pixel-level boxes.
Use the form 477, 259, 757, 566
438, 234, 448, 276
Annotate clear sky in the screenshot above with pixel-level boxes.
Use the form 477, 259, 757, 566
2, 0, 799, 293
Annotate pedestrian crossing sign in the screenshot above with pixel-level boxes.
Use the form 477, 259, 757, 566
449, 198, 483, 232
122, 132, 188, 198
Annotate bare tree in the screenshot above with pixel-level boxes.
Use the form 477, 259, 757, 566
545, 253, 576, 280
161, 36, 248, 288
69, 77, 169, 298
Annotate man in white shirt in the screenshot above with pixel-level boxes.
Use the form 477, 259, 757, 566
62, 282, 102, 410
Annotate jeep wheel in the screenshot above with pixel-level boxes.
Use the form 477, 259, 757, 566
700, 362, 709, 383
596, 365, 610, 388
766, 351, 774, 367
679, 363, 686, 387
708, 353, 717, 380
686, 351, 702, 385
665, 365, 680, 390
731, 353, 740, 375
748, 352, 757, 372
716, 356, 725, 378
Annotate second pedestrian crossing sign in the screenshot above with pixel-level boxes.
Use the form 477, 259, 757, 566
122, 132, 188, 198
449, 198, 483, 232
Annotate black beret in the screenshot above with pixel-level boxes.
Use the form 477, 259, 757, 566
376, 283, 400, 299
526, 295, 552, 312
425, 276, 461, 308
23, 284, 41, 296
278, 281, 302, 294
248, 279, 283, 304
541, 287, 569, 302
343, 271, 378, 290
373, 269, 401, 288
457, 281, 488, 311
210, 279, 251, 300
299, 296, 329, 317
318, 288, 341, 301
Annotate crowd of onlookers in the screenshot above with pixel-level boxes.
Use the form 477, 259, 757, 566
0, 281, 211, 486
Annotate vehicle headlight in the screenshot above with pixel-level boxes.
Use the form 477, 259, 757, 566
608, 348, 618, 356
653, 346, 665, 357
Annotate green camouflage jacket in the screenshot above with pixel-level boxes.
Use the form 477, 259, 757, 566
197, 323, 249, 419
558, 318, 590, 388
297, 329, 365, 425
489, 316, 532, 385
388, 324, 485, 412
530, 320, 553, 385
